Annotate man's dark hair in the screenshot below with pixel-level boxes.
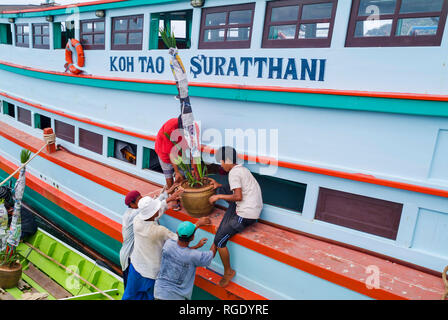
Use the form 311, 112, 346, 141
0, 186, 13, 210
178, 233, 194, 243
215, 146, 238, 164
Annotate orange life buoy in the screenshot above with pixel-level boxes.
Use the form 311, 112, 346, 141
65, 39, 85, 74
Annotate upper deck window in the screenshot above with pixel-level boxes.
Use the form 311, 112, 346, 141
15, 24, 29, 47
346, 0, 448, 47
262, 0, 338, 48
80, 19, 105, 50
54, 21, 76, 49
32, 23, 49, 49
199, 3, 255, 49
111, 15, 144, 50
150, 10, 192, 49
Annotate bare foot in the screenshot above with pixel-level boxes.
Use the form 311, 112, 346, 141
218, 269, 236, 288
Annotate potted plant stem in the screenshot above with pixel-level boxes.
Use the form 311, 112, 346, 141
0, 149, 31, 289
166, 133, 216, 217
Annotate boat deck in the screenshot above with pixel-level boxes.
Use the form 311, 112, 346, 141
0, 120, 446, 300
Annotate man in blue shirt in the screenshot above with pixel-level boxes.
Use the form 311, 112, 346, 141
154, 220, 217, 300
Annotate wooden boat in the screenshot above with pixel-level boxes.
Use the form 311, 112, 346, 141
0, 228, 124, 300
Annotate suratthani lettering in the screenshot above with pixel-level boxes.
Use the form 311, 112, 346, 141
109, 55, 327, 82
190, 55, 326, 81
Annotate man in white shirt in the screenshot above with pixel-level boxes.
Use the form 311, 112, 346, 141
208, 146, 263, 287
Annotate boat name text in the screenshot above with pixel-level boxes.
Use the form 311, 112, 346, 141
109, 55, 326, 82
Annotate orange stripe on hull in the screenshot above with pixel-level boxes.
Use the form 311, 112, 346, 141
1, 91, 447, 198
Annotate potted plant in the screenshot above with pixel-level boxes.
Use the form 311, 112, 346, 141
0, 149, 31, 289
160, 28, 216, 217
0, 250, 22, 289
166, 133, 216, 218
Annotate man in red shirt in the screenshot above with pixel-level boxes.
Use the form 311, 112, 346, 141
155, 117, 185, 190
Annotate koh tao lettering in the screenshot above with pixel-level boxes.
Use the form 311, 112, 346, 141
109, 55, 327, 82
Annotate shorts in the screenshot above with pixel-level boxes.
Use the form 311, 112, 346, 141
214, 202, 257, 248
158, 156, 175, 179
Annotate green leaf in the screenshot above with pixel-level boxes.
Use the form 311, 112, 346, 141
159, 27, 177, 48
20, 149, 31, 164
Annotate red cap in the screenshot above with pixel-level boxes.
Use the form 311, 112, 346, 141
125, 190, 141, 206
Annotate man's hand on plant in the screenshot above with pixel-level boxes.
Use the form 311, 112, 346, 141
166, 181, 181, 194
209, 178, 222, 190
174, 171, 184, 183
167, 200, 180, 210
208, 194, 221, 205
167, 188, 184, 202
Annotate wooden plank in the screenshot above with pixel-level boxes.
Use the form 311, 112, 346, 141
23, 263, 72, 299
21, 273, 56, 300
0, 290, 16, 300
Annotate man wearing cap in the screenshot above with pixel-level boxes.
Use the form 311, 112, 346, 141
120, 184, 180, 289
154, 220, 216, 300
122, 190, 209, 300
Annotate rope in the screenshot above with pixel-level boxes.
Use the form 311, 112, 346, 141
443, 265, 448, 300
0, 132, 55, 188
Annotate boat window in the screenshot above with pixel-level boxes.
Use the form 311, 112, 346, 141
32, 23, 50, 49
34, 113, 51, 130
108, 137, 137, 165
15, 23, 29, 48
2, 101, 15, 118
315, 188, 403, 240
55, 120, 75, 143
262, 0, 338, 48
111, 15, 144, 50
79, 128, 103, 155
199, 3, 255, 49
149, 9, 193, 49
80, 18, 105, 50
53, 21, 75, 49
346, 0, 448, 47
142, 147, 163, 173
17, 107, 32, 126
0, 23, 12, 45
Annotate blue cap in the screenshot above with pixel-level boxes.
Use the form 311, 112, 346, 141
177, 221, 196, 238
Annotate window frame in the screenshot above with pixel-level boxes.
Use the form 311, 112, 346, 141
262, 0, 338, 49
15, 23, 30, 48
32, 23, 50, 49
79, 127, 103, 155
315, 187, 403, 240
17, 107, 32, 126
345, 0, 448, 47
111, 14, 144, 50
55, 119, 75, 144
80, 18, 106, 50
198, 3, 256, 49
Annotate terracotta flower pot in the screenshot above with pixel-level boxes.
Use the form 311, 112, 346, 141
180, 178, 216, 218
0, 262, 22, 289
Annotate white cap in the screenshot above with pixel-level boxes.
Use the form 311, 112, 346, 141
138, 196, 162, 220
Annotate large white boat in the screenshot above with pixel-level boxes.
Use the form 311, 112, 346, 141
0, 0, 447, 299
